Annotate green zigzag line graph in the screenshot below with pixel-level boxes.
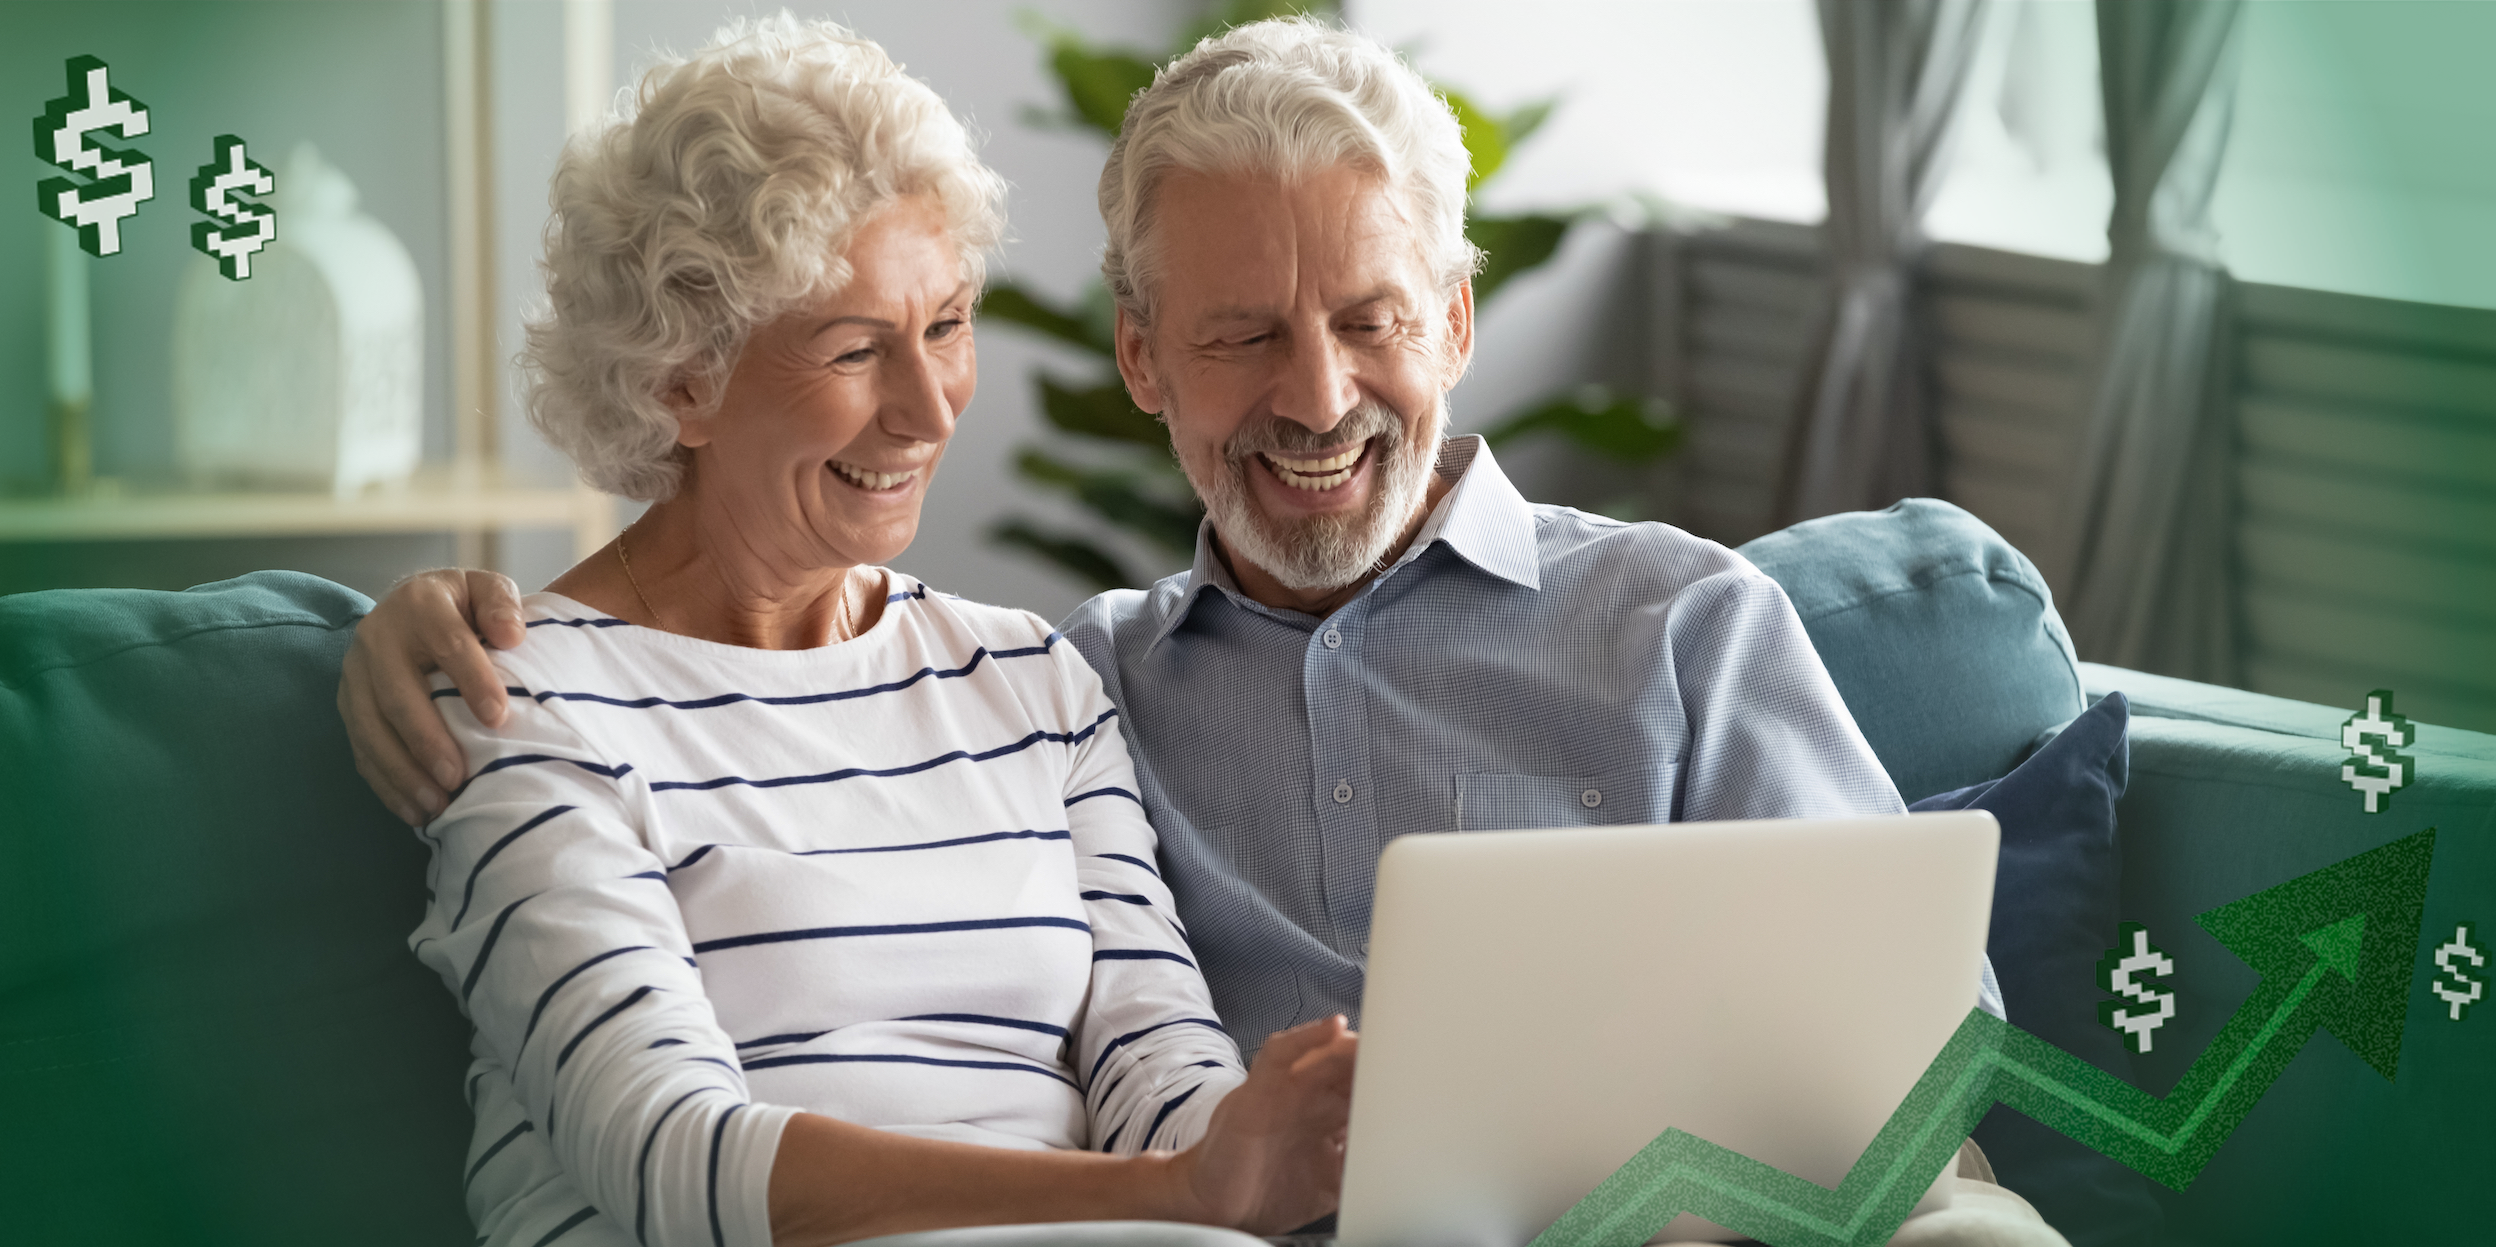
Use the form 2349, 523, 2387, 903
1530, 828, 2437, 1247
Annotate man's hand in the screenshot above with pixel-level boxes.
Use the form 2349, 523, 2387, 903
337, 568, 526, 824
1169, 1015, 1359, 1234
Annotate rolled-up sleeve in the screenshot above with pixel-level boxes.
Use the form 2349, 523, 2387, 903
409, 674, 794, 1247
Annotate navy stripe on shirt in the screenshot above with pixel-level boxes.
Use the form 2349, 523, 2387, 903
529, 1206, 599, 1247
461, 893, 541, 1002
669, 828, 1070, 873
708, 1104, 743, 1247
692, 915, 1091, 955
432, 636, 1062, 714
521, 945, 656, 1053
636, 1085, 716, 1244
1093, 852, 1162, 878
1066, 786, 1142, 807
1090, 1017, 1228, 1084
740, 1051, 1077, 1088
1141, 1085, 1203, 1150
557, 985, 660, 1070
466, 1119, 533, 1189
453, 804, 574, 929
444, 754, 633, 808
1093, 948, 1195, 969
647, 709, 1115, 795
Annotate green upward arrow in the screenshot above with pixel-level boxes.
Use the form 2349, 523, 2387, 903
1531, 828, 2437, 1247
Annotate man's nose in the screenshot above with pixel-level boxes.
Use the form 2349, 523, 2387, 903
1272, 329, 1360, 435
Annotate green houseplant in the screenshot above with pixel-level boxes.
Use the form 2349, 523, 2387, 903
984, 0, 1678, 593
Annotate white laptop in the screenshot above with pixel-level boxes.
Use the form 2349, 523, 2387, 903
1334, 811, 1999, 1247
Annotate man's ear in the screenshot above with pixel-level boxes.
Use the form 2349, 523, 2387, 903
1113, 305, 1167, 416
1439, 278, 1477, 388
661, 370, 718, 449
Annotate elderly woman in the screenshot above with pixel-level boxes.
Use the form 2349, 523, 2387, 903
408, 17, 1353, 1247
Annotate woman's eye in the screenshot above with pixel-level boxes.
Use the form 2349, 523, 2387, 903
832, 347, 874, 366
927, 318, 965, 341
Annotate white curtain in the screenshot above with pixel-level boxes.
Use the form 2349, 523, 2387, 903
1778, 0, 1988, 524
2051, 0, 2245, 679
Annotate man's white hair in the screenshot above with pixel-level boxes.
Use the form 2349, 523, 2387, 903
1098, 16, 1480, 327
525, 13, 1007, 501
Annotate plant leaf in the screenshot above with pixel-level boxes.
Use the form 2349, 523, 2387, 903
983, 283, 1108, 354
1438, 85, 1507, 194
989, 518, 1137, 593
1038, 376, 1169, 447
1481, 384, 1681, 463
1502, 97, 1558, 150
1466, 212, 1572, 302
1014, 449, 1204, 559
1177, 0, 1340, 51
1048, 41, 1158, 137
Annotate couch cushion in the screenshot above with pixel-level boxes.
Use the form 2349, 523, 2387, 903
1911, 694, 2161, 1247
1739, 499, 2085, 803
0, 572, 473, 1247
2087, 701, 2496, 1245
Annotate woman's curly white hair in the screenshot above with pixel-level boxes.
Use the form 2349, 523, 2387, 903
525, 13, 1007, 501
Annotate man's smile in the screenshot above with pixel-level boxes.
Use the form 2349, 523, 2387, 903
1259, 439, 1371, 492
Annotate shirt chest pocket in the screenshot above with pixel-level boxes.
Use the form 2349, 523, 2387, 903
1454, 772, 1627, 833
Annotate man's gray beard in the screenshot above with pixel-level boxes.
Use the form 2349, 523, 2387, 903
1177, 398, 1442, 593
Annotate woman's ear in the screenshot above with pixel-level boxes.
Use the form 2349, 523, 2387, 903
661, 370, 717, 449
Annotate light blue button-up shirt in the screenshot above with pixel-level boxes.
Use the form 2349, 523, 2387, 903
1062, 437, 2001, 1055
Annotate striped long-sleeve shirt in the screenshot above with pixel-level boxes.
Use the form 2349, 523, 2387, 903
408, 577, 1243, 1247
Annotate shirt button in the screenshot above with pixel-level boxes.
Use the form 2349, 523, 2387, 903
1333, 780, 1354, 805
1581, 788, 1603, 809
1322, 629, 1343, 650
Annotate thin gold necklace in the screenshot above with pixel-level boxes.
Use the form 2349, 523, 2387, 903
614, 526, 855, 641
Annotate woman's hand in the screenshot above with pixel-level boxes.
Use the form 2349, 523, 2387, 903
1168, 1015, 1359, 1234
336, 567, 527, 824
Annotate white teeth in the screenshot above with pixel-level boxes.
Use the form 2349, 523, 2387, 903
831, 461, 912, 491
1262, 444, 1363, 491
1265, 446, 1361, 473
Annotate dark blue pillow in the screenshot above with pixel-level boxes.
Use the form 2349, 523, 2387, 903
1910, 692, 2160, 1247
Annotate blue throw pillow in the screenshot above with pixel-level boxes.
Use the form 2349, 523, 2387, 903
1910, 692, 2161, 1247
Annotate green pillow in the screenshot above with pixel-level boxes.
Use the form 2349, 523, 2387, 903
0, 572, 474, 1247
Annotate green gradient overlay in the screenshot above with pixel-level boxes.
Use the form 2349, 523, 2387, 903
1532, 829, 2436, 1247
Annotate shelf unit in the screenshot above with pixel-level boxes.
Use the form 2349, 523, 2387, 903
0, 471, 616, 561
4, 1, 622, 579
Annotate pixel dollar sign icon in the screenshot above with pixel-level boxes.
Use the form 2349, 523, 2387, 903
2098, 922, 2177, 1054
2434, 922, 2484, 1022
2341, 689, 2415, 813
189, 135, 276, 279
33, 55, 154, 257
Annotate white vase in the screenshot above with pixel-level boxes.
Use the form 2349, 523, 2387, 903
172, 143, 424, 496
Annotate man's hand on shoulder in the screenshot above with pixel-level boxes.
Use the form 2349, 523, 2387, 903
337, 568, 526, 825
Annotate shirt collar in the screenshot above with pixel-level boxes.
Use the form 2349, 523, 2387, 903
1144, 435, 1541, 653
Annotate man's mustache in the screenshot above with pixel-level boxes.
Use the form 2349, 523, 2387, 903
1221, 402, 1406, 466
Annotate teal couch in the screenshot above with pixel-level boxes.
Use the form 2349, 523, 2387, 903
3, 501, 2489, 1246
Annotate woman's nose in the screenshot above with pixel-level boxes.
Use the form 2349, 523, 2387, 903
885, 346, 960, 444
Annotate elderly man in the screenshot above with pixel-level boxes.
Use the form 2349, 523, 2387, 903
343, 17, 2063, 1246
